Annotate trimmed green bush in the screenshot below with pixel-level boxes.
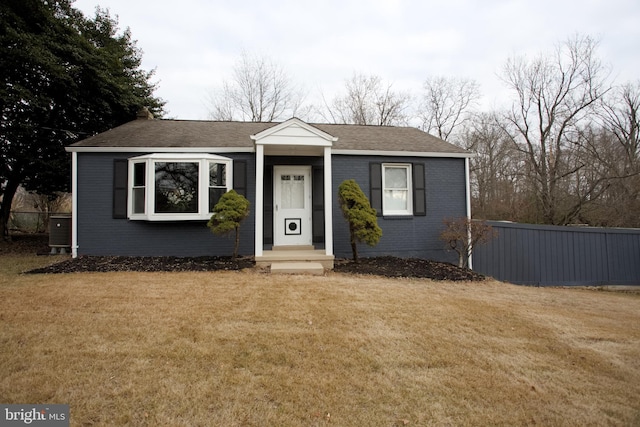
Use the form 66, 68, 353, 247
338, 179, 382, 261
208, 190, 250, 259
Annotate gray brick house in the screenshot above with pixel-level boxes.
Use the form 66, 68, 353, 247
66, 116, 471, 267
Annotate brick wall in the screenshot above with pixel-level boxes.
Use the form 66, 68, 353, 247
331, 155, 467, 262
76, 152, 255, 256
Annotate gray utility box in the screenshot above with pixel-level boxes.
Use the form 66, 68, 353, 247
49, 214, 71, 254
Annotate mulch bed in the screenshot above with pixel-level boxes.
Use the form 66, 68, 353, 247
333, 256, 485, 281
27, 255, 255, 274
4, 234, 485, 281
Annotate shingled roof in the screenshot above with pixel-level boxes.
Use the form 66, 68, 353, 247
69, 119, 470, 155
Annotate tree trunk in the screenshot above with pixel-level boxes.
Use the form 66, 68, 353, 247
233, 226, 240, 259
349, 224, 359, 262
0, 178, 20, 241
351, 240, 358, 262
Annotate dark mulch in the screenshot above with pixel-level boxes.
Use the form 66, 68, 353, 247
333, 256, 485, 281
5, 234, 484, 281
27, 255, 254, 274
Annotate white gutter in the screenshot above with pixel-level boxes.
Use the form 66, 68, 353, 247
65, 146, 254, 153
66, 146, 474, 158
332, 149, 474, 158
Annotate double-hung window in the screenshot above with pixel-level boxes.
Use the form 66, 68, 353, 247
128, 153, 232, 221
132, 162, 146, 214
209, 162, 227, 212
370, 162, 426, 217
382, 163, 413, 215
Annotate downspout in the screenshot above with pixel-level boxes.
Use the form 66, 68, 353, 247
465, 157, 472, 269
71, 151, 78, 258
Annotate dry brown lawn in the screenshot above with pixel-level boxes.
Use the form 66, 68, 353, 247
1, 255, 640, 426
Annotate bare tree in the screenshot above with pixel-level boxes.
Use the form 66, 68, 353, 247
207, 51, 308, 122
500, 34, 610, 225
439, 217, 497, 268
601, 82, 640, 173
583, 81, 640, 226
322, 73, 411, 126
420, 76, 481, 142
462, 112, 528, 220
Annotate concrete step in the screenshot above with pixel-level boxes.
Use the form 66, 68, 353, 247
272, 245, 315, 251
270, 262, 325, 275
256, 250, 334, 269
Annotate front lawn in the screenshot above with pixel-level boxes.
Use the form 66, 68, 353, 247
1, 256, 639, 425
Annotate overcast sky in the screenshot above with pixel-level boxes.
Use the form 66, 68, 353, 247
73, 0, 640, 121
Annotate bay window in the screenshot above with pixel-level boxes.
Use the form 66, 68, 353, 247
155, 161, 199, 213
128, 153, 232, 220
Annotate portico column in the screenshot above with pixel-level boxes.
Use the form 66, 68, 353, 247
323, 146, 333, 256
254, 144, 264, 257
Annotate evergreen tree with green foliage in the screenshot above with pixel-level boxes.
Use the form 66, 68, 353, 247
0, 0, 165, 239
338, 179, 382, 261
208, 190, 250, 259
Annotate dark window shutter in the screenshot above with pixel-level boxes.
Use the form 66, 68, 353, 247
413, 163, 426, 216
113, 159, 128, 219
370, 162, 382, 217
312, 166, 324, 243
263, 165, 273, 245
233, 160, 247, 197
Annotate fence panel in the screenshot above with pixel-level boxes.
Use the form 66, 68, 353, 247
473, 221, 640, 286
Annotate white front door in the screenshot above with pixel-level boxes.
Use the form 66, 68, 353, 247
273, 165, 312, 246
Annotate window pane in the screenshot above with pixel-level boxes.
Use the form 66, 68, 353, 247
209, 163, 226, 187
281, 174, 304, 209
154, 162, 199, 213
133, 162, 145, 186
209, 187, 226, 212
132, 188, 145, 214
385, 167, 407, 189
384, 189, 408, 211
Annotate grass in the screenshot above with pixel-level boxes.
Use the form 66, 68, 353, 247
1, 254, 640, 426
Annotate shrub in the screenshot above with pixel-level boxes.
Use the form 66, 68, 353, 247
208, 190, 250, 258
337, 179, 382, 261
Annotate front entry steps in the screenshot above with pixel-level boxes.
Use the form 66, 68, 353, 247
270, 262, 325, 275
256, 246, 334, 275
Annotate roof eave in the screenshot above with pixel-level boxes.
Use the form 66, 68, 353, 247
66, 146, 474, 157
65, 146, 255, 153
331, 149, 474, 158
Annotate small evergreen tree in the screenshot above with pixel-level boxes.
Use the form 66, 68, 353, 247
338, 179, 382, 261
207, 190, 250, 259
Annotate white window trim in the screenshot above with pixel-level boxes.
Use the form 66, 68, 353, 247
382, 163, 413, 216
128, 153, 232, 221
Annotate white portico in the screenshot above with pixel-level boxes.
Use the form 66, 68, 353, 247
251, 118, 337, 269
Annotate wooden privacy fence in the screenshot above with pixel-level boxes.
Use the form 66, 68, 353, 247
472, 221, 640, 286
